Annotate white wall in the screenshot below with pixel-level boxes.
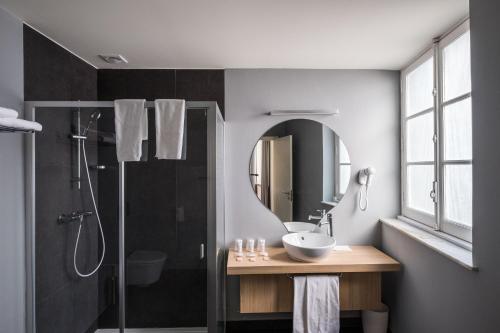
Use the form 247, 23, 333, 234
224, 69, 400, 319
225, 69, 400, 247
381, 1, 500, 332
0, 6, 25, 333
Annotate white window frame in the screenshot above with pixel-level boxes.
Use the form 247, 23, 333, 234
437, 20, 472, 241
401, 48, 437, 228
401, 20, 472, 243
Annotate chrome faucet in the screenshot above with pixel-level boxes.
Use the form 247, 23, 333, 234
308, 209, 326, 221
317, 213, 334, 237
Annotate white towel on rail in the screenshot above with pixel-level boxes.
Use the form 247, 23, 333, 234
0, 118, 42, 132
114, 99, 147, 162
154, 99, 185, 159
293, 275, 340, 333
0, 107, 19, 118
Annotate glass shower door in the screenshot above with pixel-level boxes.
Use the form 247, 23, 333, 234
124, 107, 208, 330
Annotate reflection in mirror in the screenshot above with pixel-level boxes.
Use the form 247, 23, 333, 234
249, 119, 351, 232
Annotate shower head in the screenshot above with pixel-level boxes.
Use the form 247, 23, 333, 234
83, 111, 102, 136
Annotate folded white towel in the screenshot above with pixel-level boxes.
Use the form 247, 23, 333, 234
293, 275, 340, 333
0, 107, 19, 119
0, 118, 42, 132
154, 99, 186, 160
114, 99, 147, 162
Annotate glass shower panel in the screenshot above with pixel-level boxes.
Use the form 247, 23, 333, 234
125, 108, 208, 329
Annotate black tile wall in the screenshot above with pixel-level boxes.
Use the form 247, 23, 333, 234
97, 69, 176, 101
24, 26, 97, 101
34, 109, 100, 333
97, 69, 225, 116
175, 69, 225, 115
24, 25, 100, 333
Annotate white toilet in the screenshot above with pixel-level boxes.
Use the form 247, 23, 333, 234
126, 250, 167, 287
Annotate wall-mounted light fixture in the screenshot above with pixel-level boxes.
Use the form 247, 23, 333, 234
267, 109, 340, 116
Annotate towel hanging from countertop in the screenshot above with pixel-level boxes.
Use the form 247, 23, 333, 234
293, 275, 340, 333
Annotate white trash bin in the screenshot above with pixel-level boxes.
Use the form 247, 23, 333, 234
362, 304, 389, 333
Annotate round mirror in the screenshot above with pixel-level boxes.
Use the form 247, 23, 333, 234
249, 119, 351, 233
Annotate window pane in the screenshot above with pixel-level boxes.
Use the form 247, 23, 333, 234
339, 165, 350, 195
339, 139, 349, 163
443, 98, 472, 161
444, 164, 472, 227
406, 112, 434, 162
443, 31, 471, 101
407, 165, 435, 215
406, 57, 434, 117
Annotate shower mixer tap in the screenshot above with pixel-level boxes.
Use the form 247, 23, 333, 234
58, 211, 93, 224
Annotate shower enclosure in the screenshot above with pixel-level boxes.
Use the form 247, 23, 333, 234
24, 101, 225, 333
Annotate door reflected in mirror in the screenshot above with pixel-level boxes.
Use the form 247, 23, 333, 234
249, 119, 351, 232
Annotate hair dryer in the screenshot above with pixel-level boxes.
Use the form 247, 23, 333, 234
358, 167, 376, 211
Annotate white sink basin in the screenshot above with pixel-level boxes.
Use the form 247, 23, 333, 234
283, 221, 321, 233
282, 232, 336, 262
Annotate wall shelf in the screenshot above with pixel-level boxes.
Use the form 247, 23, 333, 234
0, 125, 36, 133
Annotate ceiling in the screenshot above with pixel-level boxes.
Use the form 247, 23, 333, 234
0, 0, 469, 70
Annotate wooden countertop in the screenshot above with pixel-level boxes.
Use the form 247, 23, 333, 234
227, 246, 400, 275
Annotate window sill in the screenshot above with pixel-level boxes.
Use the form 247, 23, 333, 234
380, 217, 477, 271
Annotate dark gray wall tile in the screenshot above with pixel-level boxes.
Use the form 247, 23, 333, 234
25, 26, 100, 333
175, 70, 225, 116
98, 69, 176, 101
24, 26, 97, 101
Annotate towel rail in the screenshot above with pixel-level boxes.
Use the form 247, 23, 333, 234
286, 273, 343, 280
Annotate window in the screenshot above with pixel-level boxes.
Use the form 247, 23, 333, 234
337, 138, 351, 196
401, 20, 472, 242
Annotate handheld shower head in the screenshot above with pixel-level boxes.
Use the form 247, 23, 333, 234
83, 111, 102, 136
91, 110, 102, 120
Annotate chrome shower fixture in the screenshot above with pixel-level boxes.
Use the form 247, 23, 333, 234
82, 110, 102, 136
71, 111, 102, 141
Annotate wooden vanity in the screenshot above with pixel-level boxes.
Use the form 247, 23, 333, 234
227, 246, 400, 313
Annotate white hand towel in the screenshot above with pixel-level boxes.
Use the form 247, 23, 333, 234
114, 99, 147, 162
293, 275, 340, 333
0, 107, 19, 118
0, 118, 42, 132
141, 109, 148, 140
154, 99, 186, 160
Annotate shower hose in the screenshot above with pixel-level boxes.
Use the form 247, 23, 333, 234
73, 140, 106, 278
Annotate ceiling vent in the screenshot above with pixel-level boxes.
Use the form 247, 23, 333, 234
98, 54, 128, 64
